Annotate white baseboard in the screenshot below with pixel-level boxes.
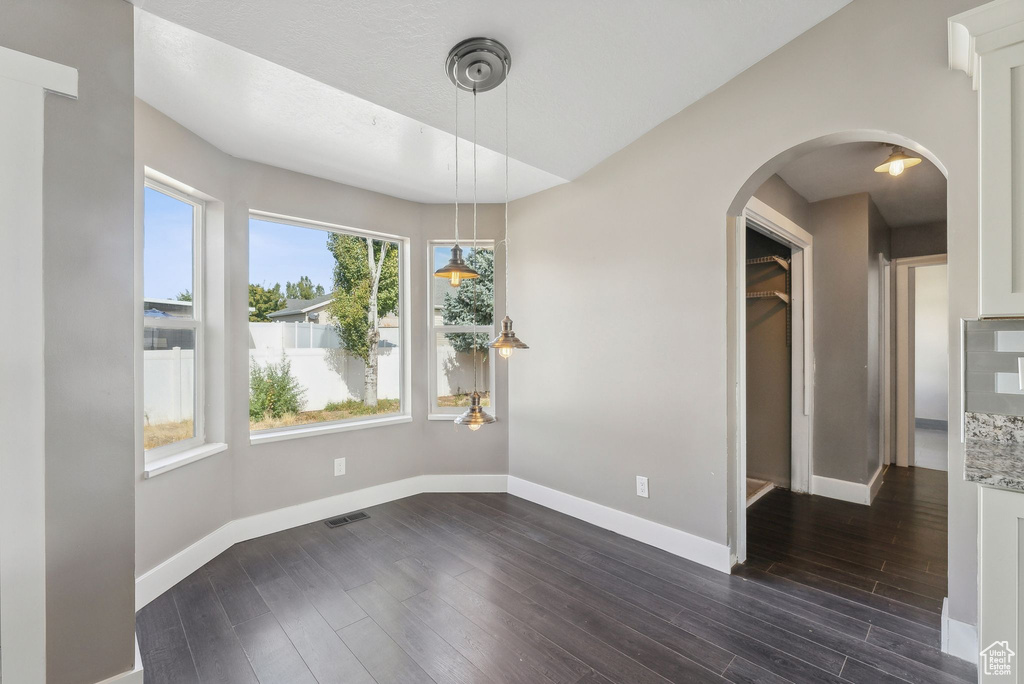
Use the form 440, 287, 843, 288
811, 467, 883, 506
868, 464, 884, 504
136, 473, 508, 610
746, 481, 775, 508
94, 635, 143, 683
942, 597, 979, 664
506, 476, 732, 574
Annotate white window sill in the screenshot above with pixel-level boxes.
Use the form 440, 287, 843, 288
249, 414, 413, 445
144, 442, 228, 479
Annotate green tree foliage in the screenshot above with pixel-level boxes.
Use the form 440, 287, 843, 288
285, 275, 325, 300
441, 247, 494, 352
326, 235, 399, 363
248, 283, 286, 322
249, 355, 306, 420
176, 290, 193, 302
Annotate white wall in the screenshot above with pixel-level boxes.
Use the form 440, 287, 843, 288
509, 0, 981, 627
915, 264, 948, 422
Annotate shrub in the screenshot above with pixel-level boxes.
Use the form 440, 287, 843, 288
250, 355, 306, 420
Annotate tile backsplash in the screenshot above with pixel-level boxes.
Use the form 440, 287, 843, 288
965, 319, 1024, 416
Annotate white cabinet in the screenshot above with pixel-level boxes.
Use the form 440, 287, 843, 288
950, 1, 1024, 317
979, 485, 1024, 681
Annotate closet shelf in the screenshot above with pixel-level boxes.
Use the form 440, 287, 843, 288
746, 290, 790, 304
746, 255, 790, 271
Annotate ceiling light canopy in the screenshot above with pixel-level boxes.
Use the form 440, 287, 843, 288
874, 146, 922, 177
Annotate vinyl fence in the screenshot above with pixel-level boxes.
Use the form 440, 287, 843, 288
143, 321, 487, 424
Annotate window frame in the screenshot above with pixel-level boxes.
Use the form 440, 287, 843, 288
427, 238, 498, 420
247, 210, 412, 443
142, 178, 206, 462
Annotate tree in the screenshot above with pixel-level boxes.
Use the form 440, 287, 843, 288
441, 247, 493, 352
326, 234, 398, 407
249, 283, 286, 322
285, 275, 325, 300
176, 290, 193, 302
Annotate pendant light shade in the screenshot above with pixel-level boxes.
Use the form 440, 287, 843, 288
874, 146, 922, 176
454, 391, 496, 431
433, 244, 479, 287
490, 315, 529, 359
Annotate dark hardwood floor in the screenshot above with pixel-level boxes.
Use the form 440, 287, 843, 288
138, 469, 974, 683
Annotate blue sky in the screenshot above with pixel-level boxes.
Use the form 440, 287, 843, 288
143, 187, 194, 301
248, 218, 334, 293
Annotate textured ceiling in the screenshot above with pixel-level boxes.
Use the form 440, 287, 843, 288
778, 142, 947, 228
132, 0, 852, 202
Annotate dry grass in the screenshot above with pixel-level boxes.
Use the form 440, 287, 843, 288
250, 399, 401, 432
437, 392, 491, 407
144, 419, 194, 450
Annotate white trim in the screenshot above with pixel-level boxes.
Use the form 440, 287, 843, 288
0, 49, 78, 684
93, 635, 144, 684
868, 463, 885, 504
507, 476, 733, 574
143, 442, 228, 479
942, 597, 979, 664
249, 414, 413, 445
0, 45, 77, 97
810, 467, 883, 506
948, 0, 1024, 89
135, 473, 507, 609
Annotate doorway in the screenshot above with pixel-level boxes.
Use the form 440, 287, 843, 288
732, 197, 813, 563
895, 255, 949, 470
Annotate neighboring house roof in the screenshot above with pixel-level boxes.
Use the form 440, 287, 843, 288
267, 294, 333, 319
433, 283, 453, 309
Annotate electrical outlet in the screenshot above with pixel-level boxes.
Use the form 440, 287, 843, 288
636, 475, 649, 498
334, 457, 346, 477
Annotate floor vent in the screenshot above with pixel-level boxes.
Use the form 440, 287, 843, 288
324, 511, 370, 528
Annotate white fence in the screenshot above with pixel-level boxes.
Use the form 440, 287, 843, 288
144, 322, 489, 423
143, 348, 195, 425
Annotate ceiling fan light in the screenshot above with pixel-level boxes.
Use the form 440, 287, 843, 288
454, 391, 496, 430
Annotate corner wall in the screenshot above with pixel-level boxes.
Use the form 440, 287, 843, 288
0, 1, 137, 682
135, 101, 509, 577
508, 0, 981, 626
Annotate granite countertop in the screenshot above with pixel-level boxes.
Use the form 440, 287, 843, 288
965, 438, 1024, 491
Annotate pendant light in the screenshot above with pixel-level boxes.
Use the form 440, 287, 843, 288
445, 38, 508, 431
434, 59, 479, 287
490, 64, 529, 360
874, 145, 922, 177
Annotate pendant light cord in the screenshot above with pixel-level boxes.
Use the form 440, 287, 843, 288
504, 74, 510, 315
472, 88, 479, 391
453, 66, 460, 246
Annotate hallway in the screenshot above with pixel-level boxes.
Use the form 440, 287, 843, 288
744, 467, 960, 676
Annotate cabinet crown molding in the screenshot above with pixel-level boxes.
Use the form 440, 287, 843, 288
949, 0, 1024, 89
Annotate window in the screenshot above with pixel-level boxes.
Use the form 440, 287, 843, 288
248, 214, 406, 437
143, 182, 203, 455
429, 240, 495, 417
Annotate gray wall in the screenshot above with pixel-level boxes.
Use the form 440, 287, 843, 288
135, 101, 509, 574
0, 1, 137, 682
807, 194, 873, 483
892, 220, 947, 258
508, 0, 981, 625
